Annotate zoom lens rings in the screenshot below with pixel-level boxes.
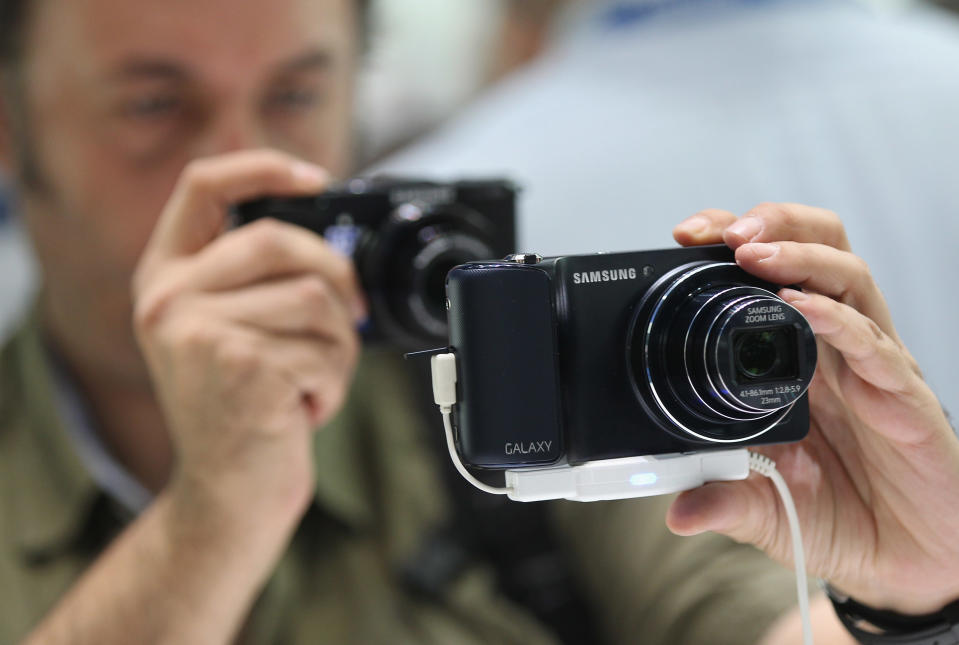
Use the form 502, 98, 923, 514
627, 262, 817, 444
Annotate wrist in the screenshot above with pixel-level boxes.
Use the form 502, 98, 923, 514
171, 439, 317, 522
166, 465, 312, 551
158, 478, 307, 612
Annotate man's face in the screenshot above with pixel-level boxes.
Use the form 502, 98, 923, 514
0, 0, 357, 371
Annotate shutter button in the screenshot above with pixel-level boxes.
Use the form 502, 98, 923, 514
504, 253, 543, 265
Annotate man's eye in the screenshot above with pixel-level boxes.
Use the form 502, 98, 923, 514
265, 87, 323, 112
123, 95, 183, 119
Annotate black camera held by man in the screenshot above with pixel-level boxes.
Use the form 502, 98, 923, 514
444, 245, 817, 471
235, 177, 517, 348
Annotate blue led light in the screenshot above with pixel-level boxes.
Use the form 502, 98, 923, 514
629, 472, 658, 486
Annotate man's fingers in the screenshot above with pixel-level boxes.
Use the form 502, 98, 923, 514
197, 274, 360, 351
674, 203, 852, 253
779, 289, 943, 446
176, 323, 357, 431
673, 209, 738, 246
144, 149, 329, 263
262, 334, 359, 428
734, 241, 898, 337
723, 202, 852, 251
160, 218, 366, 322
780, 290, 915, 392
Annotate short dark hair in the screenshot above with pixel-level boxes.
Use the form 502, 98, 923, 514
0, 0, 369, 191
0, 0, 370, 71
0, 0, 31, 70
0, 0, 41, 190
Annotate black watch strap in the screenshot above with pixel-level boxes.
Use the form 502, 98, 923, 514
826, 585, 959, 645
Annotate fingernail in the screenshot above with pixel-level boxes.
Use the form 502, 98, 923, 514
780, 288, 807, 303
678, 215, 710, 235
291, 162, 328, 185
726, 216, 762, 242
747, 242, 779, 261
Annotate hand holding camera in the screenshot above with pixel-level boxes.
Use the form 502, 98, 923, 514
436, 198, 959, 641
132, 150, 364, 564
234, 177, 517, 348
669, 203, 959, 617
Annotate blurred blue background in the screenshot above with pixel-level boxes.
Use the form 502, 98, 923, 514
0, 182, 8, 224
0, 179, 34, 339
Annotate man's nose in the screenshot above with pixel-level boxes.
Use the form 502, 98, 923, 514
196, 107, 269, 157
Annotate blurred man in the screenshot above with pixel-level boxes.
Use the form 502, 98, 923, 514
1, 1, 958, 645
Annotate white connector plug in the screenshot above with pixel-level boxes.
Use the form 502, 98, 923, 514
430, 353, 458, 410
431, 353, 512, 495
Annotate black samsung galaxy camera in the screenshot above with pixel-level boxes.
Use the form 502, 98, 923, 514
235, 178, 517, 348
446, 245, 818, 469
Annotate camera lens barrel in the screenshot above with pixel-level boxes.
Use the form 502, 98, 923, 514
408, 231, 497, 337
628, 262, 817, 444
359, 204, 497, 345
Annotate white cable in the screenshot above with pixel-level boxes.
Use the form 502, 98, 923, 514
749, 452, 814, 645
431, 353, 511, 495
431, 352, 814, 642
440, 406, 512, 495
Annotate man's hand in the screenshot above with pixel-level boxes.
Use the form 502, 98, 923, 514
669, 203, 959, 615
25, 150, 365, 645
133, 149, 365, 538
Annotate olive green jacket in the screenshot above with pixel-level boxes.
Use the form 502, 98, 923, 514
0, 316, 800, 644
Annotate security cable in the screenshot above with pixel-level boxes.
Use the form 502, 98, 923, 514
748, 452, 814, 645
432, 352, 814, 644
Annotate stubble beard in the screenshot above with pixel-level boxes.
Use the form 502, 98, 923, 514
3, 66, 151, 388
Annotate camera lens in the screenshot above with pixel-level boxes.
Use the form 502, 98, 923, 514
359, 203, 497, 345
627, 262, 817, 444
734, 328, 796, 381
408, 230, 495, 335
736, 331, 778, 378
422, 256, 457, 321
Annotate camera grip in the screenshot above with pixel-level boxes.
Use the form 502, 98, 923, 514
447, 265, 563, 468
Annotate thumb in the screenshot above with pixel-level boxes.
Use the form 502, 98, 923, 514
667, 478, 785, 555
